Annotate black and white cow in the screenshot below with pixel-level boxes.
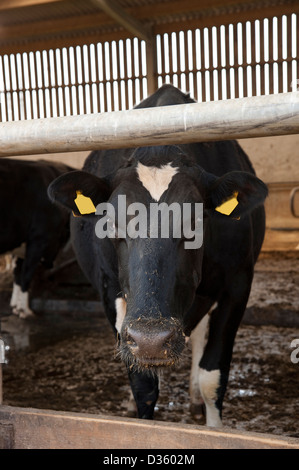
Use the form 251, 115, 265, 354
0, 158, 73, 318
48, 85, 267, 427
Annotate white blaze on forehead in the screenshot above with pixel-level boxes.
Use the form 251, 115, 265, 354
115, 297, 127, 333
136, 162, 179, 201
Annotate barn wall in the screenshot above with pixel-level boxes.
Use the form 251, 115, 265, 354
241, 133, 299, 230
240, 134, 299, 183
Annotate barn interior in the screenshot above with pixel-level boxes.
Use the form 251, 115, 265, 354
0, 0, 298, 448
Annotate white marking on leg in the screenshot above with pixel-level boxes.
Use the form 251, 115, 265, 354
136, 162, 178, 201
17, 291, 34, 319
126, 390, 137, 416
10, 283, 21, 309
115, 297, 127, 333
198, 368, 222, 427
189, 314, 209, 412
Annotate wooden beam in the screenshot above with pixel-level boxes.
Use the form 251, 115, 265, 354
0, 92, 298, 157
0, 0, 63, 10
0, 405, 298, 449
94, 0, 152, 43
0, 1, 298, 55
146, 40, 158, 95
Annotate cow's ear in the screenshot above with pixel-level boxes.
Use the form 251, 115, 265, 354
48, 170, 111, 217
204, 171, 268, 218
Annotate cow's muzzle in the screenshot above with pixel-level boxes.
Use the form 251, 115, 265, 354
120, 318, 185, 369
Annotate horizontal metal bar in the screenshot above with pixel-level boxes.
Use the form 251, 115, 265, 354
0, 92, 298, 157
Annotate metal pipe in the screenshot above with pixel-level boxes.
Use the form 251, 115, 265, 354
0, 92, 298, 157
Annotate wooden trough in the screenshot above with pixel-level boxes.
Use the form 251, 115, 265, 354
1, 91, 299, 449
0, 405, 299, 449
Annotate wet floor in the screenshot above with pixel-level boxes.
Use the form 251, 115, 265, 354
0, 251, 299, 439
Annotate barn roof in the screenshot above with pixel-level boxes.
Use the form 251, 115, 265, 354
0, 0, 298, 53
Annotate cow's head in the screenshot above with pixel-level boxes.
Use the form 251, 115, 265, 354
48, 146, 267, 370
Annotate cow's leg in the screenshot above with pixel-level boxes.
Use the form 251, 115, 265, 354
189, 312, 210, 421
10, 282, 21, 313
10, 257, 33, 317
15, 241, 46, 318
198, 281, 252, 427
127, 368, 159, 419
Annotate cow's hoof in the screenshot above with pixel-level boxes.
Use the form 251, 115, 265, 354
124, 396, 138, 418
19, 309, 35, 319
190, 403, 206, 424
12, 307, 35, 319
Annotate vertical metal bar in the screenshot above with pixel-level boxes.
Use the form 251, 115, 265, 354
105, 41, 112, 112
75, 46, 82, 114
83, 45, 90, 114
45, 50, 52, 117
277, 15, 283, 93
268, 18, 274, 94
57, 48, 62, 116
225, 26, 231, 100
251, 21, 257, 96
95, 43, 103, 112
138, 39, 144, 101
242, 22, 248, 97
260, 19, 265, 95
160, 32, 166, 85
54, 49, 62, 116
176, 32, 182, 90
286, 15, 292, 91
9, 54, 18, 120
115, 40, 121, 108
15, 53, 23, 120
66, 47, 73, 116
47, 49, 53, 117
168, 33, 174, 86
28, 52, 36, 119
109, 41, 115, 111
184, 30, 190, 92
200, 28, 206, 102
88, 45, 94, 113
192, 29, 198, 101
63, 48, 69, 116
208, 27, 214, 100
95, 43, 102, 113
39, 51, 47, 118
131, 39, 136, 106
124, 39, 129, 110
79, 46, 87, 115
2, 56, 10, 121
6, 55, 14, 121
33, 51, 41, 118
233, 23, 239, 99
216, 26, 222, 101
21, 52, 29, 119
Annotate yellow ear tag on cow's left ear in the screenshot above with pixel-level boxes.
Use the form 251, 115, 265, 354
74, 190, 96, 215
215, 192, 239, 216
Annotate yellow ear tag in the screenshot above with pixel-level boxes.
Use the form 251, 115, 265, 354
215, 192, 239, 216
74, 190, 96, 215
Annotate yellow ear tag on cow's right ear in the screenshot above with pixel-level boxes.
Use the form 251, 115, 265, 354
74, 190, 96, 215
215, 192, 239, 216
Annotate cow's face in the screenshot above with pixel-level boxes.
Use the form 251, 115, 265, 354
48, 146, 267, 370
